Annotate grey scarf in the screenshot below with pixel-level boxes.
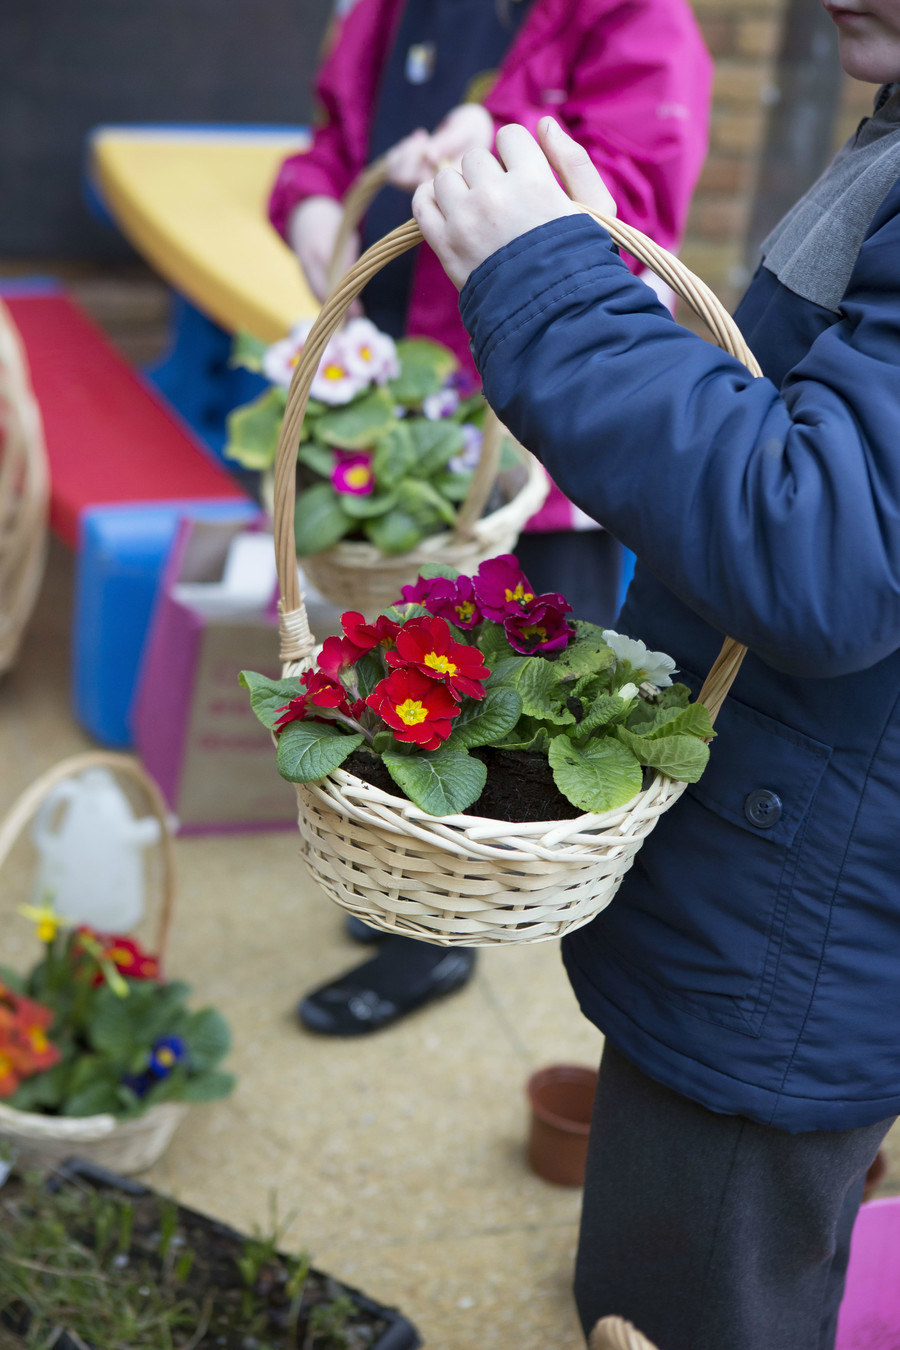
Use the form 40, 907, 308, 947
761, 83, 900, 312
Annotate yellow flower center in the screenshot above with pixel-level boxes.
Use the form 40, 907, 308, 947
0, 1051, 13, 1077
505, 584, 534, 605
37, 918, 57, 943
423, 651, 457, 677
323, 362, 347, 381
519, 624, 547, 641
455, 601, 475, 622
27, 1026, 48, 1053
109, 947, 133, 966
359, 344, 372, 361
395, 699, 429, 726
156, 1046, 176, 1068
345, 465, 372, 488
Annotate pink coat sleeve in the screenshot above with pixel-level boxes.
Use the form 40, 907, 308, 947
268, 0, 404, 239
482, 0, 712, 256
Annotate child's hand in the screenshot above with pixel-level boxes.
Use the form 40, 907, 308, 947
413, 118, 617, 290
287, 195, 361, 309
426, 104, 495, 171
385, 129, 434, 192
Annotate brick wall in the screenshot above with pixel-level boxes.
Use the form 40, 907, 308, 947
679, 0, 879, 325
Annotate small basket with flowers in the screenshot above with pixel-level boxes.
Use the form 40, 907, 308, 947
0, 753, 234, 1173
253, 208, 760, 946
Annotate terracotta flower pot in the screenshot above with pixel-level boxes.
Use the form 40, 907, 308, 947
526, 1064, 598, 1186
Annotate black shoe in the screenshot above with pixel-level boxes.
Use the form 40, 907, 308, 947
344, 914, 389, 944
298, 937, 476, 1036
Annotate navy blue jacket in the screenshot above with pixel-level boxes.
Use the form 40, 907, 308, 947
460, 179, 900, 1132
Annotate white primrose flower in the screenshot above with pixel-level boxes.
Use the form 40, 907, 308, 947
602, 630, 677, 689
448, 423, 483, 473
423, 386, 461, 420
262, 320, 315, 388
341, 318, 400, 385
617, 682, 640, 703
310, 335, 370, 405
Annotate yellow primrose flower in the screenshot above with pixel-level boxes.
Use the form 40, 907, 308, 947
18, 900, 70, 945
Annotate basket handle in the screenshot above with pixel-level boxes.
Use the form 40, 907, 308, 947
275, 209, 763, 722
0, 752, 177, 967
321, 158, 505, 548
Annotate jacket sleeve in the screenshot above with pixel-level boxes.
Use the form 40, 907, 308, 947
268, 0, 400, 239
483, 0, 712, 253
459, 193, 900, 679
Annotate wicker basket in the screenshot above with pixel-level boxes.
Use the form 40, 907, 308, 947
294, 159, 548, 616
0, 298, 49, 676
0, 752, 187, 1173
272, 208, 762, 946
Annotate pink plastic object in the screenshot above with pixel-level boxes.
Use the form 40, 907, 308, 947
835, 1197, 900, 1350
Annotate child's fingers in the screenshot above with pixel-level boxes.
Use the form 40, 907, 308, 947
459, 146, 502, 189
537, 117, 618, 218
494, 123, 556, 180
432, 166, 471, 215
412, 179, 445, 229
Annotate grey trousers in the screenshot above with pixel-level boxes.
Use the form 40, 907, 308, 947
574, 1041, 894, 1350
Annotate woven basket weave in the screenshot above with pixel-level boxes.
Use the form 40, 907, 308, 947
0, 752, 186, 1173
295, 159, 548, 617
0, 299, 49, 676
272, 207, 762, 947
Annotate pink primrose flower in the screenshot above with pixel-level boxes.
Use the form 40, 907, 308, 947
473, 554, 538, 621
340, 318, 400, 385
503, 594, 575, 654
331, 451, 375, 496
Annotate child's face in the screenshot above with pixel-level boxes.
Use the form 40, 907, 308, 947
823, 1, 900, 83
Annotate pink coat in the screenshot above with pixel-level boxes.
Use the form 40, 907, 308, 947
269, 0, 712, 531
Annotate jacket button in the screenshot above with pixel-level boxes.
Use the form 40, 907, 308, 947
744, 789, 783, 829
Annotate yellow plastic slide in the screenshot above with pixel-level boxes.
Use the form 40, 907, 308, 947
89, 126, 319, 341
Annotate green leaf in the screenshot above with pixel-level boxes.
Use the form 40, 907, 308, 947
372, 424, 416, 486
615, 727, 711, 782
433, 469, 474, 502
364, 510, 425, 554
641, 703, 715, 741
314, 387, 396, 449
297, 440, 336, 478
406, 419, 466, 476
477, 622, 517, 664
229, 330, 268, 372
388, 338, 458, 405
576, 694, 628, 738
0, 963, 25, 993
393, 478, 458, 528
657, 682, 692, 709
294, 482, 353, 556
239, 671, 303, 730
223, 385, 286, 470
552, 635, 616, 683
495, 721, 553, 755
382, 746, 486, 815
445, 686, 522, 750
276, 720, 363, 782
416, 562, 461, 582
182, 1008, 231, 1072
341, 489, 399, 520
514, 658, 575, 724
61, 1065, 124, 1118
8, 1062, 68, 1111
548, 736, 644, 814
178, 1070, 236, 1103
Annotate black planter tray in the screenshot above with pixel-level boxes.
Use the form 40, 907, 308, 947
1, 1157, 422, 1350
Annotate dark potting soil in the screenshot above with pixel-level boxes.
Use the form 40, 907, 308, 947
0, 1165, 418, 1350
345, 747, 584, 822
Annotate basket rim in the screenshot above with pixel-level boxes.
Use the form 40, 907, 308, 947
299, 762, 687, 856
0, 1099, 188, 1139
